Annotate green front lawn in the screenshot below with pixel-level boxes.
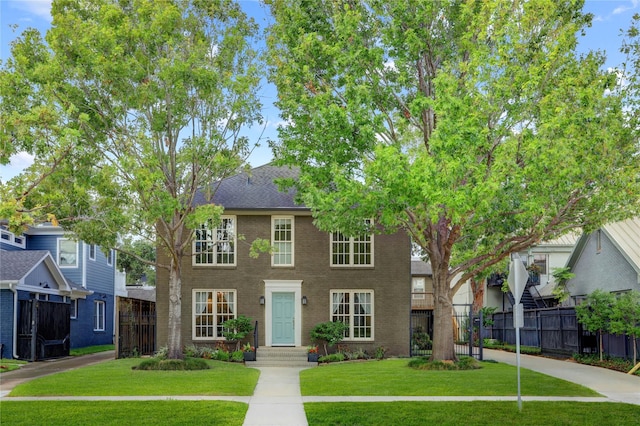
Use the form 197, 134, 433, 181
305, 401, 640, 426
0, 401, 247, 426
70, 345, 114, 356
9, 358, 259, 396
301, 359, 598, 396
0, 358, 27, 373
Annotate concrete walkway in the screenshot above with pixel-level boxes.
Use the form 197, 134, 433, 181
1, 350, 639, 426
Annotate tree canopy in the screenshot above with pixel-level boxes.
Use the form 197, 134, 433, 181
267, 0, 640, 360
1, 0, 264, 358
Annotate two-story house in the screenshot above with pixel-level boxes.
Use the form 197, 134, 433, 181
0, 224, 116, 360
156, 164, 412, 356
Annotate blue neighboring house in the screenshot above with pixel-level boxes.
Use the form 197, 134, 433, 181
0, 224, 115, 360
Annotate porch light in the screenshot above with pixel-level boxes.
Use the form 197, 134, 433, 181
259, 296, 265, 305
301, 296, 308, 305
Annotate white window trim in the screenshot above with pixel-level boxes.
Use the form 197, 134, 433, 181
89, 244, 96, 261
106, 249, 113, 266
94, 301, 105, 331
192, 215, 237, 266
330, 289, 375, 341
70, 299, 78, 319
271, 215, 294, 267
58, 238, 79, 268
192, 289, 237, 341
330, 232, 374, 267
0, 228, 26, 248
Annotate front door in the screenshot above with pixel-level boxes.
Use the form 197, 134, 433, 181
272, 292, 295, 345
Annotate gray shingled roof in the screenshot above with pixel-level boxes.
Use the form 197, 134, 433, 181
0, 250, 50, 281
411, 259, 432, 276
195, 164, 306, 210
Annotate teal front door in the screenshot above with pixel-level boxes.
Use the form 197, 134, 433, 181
272, 292, 295, 345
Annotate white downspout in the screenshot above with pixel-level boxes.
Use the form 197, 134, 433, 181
10, 283, 19, 359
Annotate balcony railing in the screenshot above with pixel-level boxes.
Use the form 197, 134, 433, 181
411, 292, 435, 310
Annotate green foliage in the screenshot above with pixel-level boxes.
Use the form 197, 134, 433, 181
230, 350, 244, 363
411, 326, 432, 350
311, 321, 348, 356
1, 0, 264, 359
551, 267, 576, 303
408, 356, 481, 371
480, 307, 497, 328
573, 353, 640, 376
318, 353, 346, 363
609, 291, 640, 364
575, 289, 615, 361
116, 238, 156, 286
267, 0, 640, 362
133, 357, 210, 371
222, 315, 254, 351
374, 346, 387, 360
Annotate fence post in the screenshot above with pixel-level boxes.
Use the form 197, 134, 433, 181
468, 310, 473, 358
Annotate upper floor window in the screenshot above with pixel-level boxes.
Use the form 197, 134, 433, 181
106, 249, 113, 266
58, 239, 78, 267
192, 289, 236, 340
193, 216, 236, 266
330, 222, 373, 267
272, 216, 294, 266
531, 254, 547, 275
0, 227, 26, 249
331, 290, 374, 341
89, 244, 96, 260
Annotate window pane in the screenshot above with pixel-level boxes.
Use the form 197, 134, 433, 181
59, 240, 77, 266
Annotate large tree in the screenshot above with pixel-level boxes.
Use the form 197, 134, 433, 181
1, 0, 263, 359
267, 0, 640, 360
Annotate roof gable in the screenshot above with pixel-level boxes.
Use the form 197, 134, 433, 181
195, 164, 306, 210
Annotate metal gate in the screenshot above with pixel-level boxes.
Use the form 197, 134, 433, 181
17, 299, 70, 361
410, 304, 483, 360
117, 298, 156, 358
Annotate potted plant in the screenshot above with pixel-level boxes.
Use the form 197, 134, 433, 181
242, 342, 256, 362
307, 345, 319, 363
222, 315, 254, 351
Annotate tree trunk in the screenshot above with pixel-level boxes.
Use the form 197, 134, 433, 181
167, 259, 183, 359
471, 277, 484, 315
431, 268, 457, 361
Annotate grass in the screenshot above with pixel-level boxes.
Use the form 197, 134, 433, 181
0, 358, 27, 373
9, 358, 259, 396
0, 401, 247, 426
304, 401, 640, 425
70, 344, 114, 356
300, 359, 598, 396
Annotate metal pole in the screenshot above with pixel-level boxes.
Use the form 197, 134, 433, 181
516, 324, 522, 412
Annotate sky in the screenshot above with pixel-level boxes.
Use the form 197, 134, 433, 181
1, 0, 638, 181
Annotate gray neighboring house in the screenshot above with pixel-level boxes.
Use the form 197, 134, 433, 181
156, 164, 412, 355
564, 217, 640, 303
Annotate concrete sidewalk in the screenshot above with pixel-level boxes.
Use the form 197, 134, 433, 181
484, 349, 640, 405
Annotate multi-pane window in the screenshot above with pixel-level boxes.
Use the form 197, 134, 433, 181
331, 290, 374, 340
532, 254, 548, 275
58, 239, 78, 267
193, 216, 236, 265
193, 290, 236, 339
94, 301, 105, 331
272, 216, 294, 266
330, 227, 373, 266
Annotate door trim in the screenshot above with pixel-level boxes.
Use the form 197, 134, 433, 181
263, 280, 302, 347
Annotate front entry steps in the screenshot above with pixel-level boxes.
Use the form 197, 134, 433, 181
250, 347, 316, 367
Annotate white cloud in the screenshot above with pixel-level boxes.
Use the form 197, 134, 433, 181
9, 0, 52, 22
0, 151, 35, 181
613, 0, 639, 15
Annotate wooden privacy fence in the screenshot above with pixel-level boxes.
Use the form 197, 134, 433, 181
490, 306, 639, 359
17, 299, 70, 361
116, 298, 156, 358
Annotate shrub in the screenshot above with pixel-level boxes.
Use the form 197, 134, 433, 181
319, 353, 345, 363
374, 346, 387, 360
154, 346, 168, 360
133, 357, 210, 370
231, 350, 244, 362
214, 350, 230, 362
408, 356, 481, 370
222, 315, 254, 351
311, 321, 348, 356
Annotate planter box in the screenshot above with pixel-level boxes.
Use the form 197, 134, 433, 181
307, 353, 319, 363
243, 351, 256, 362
